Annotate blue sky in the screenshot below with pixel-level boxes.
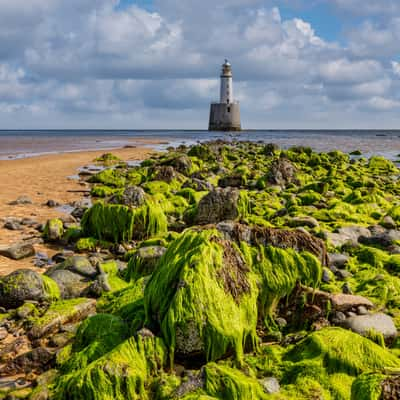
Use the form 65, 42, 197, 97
0, 0, 400, 129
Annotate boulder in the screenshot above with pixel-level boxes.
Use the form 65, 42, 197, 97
46, 270, 90, 299
218, 175, 246, 188
3, 221, 23, 231
0, 270, 53, 309
0, 243, 35, 260
43, 218, 64, 241
343, 313, 397, 341
60, 256, 97, 278
194, 188, 242, 225
109, 186, 146, 207
267, 158, 297, 187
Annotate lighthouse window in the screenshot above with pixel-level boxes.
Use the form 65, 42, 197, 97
227, 106, 231, 113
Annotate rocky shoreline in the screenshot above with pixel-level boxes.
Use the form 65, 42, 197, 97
0, 141, 399, 399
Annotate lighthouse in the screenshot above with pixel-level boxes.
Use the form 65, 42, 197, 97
208, 60, 241, 131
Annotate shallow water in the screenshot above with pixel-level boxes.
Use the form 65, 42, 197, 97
0, 130, 399, 160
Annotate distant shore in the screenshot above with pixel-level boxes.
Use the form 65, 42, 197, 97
0, 144, 157, 274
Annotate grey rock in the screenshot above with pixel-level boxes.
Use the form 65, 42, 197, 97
182, 178, 213, 192
335, 269, 353, 280
332, 311, 346, 324
218, 175, 245, 188
3, 221, 23, 231
259, 377, 280, 394
267, 158, 297, 187
0, 243, 35, 260
288, 216, 319, 229
357, 306, 368, 315
0, 270, 52, 309
216, 221, 252, 243
346, 311, 357, 318
381, 216, 397, 230
45, 200, 59, 207
195, 188, 242, 225
343, 313, 397, 340
359, 229, 400, 248
328, 253, 349, 268
61, 256, 97, 278
327, 226, 371, 248
388, 245, 400, 255
109, 186, 146, 207
8, 196, 32, 205
20, 218, 38, 227
330, 293, 374, 312
276, 318, 287, 328
46, 269, 90, 299
43, 218, 64, 241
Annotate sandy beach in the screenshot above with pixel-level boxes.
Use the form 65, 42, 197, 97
0, 144, 156, 275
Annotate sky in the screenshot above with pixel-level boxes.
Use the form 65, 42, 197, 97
1, 0, 400, 129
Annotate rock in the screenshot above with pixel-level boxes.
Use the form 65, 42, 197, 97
175, 319, 204, 356
381, 215, 397, 230
327, 226, 371, 248
330, 293, 373, 312
322, 268, 331, 283
388, 245, 400, 255
357, 305, 368, 315
28, 299, 96, 339
267, 158, 297, 187
328, 253, 349, 268
8, 196, 32, 205
3, 221, 23, 230
182, 178, 213, 192
216, 221, 252, 243
343, 313, 397, 341
259, 377, 280, 394
127, 246, 167, 280
263, 143, 279, 156
109, 186, 146, 207
21, 218, 38, 227
0, 243, 35, 260
48, 332, 73, 348
0, 328, 8, 340
275, 317, 287, 328
0, 347, 54, 375
218, 175, 246, 188
194, 188, 242, 225
153, 166, 178, 183
43, 218, 64, 241
0, 270, 53, 309
169, 155, 192, 175
331, 311, 346, 324
60, 256, 97, 278
16, 302, 38, 319
335, 269, 353, 280
359, 229, 400, 247
52, 250, 75, 264
288, 216, 319, 229
45, 200, 59, 207
46, 270, 90, 299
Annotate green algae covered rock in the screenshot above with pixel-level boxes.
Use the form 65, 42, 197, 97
53, 335, 167, 400
144, 229, 258, 363
0, 269, 60, 309
60, 314, 129, 372
81, 200, 168, 242
43, 218, 64, 241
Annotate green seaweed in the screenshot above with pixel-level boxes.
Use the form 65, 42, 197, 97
144, 229, 258, 364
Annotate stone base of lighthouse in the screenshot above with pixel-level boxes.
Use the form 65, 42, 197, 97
208, 103, 241, 131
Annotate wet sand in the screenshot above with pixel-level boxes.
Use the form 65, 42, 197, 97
0, 145, 157, 275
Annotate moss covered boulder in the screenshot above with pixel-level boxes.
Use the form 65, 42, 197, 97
0, 269, 60, 309
43, 218, 64, 241
144, 229, 258, 362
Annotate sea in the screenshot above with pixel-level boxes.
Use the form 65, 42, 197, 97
0, 130, 400, 161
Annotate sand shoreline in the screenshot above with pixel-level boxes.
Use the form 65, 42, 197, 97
0, 144, 157, 275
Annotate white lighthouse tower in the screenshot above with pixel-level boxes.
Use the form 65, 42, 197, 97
209, 60, 241, 131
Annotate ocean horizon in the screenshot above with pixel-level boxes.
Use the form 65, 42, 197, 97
0, 129, 400, 161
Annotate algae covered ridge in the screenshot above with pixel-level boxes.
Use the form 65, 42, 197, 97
4, 142, 400, 399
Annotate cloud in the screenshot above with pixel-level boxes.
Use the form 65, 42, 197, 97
0, 0, 398, 128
